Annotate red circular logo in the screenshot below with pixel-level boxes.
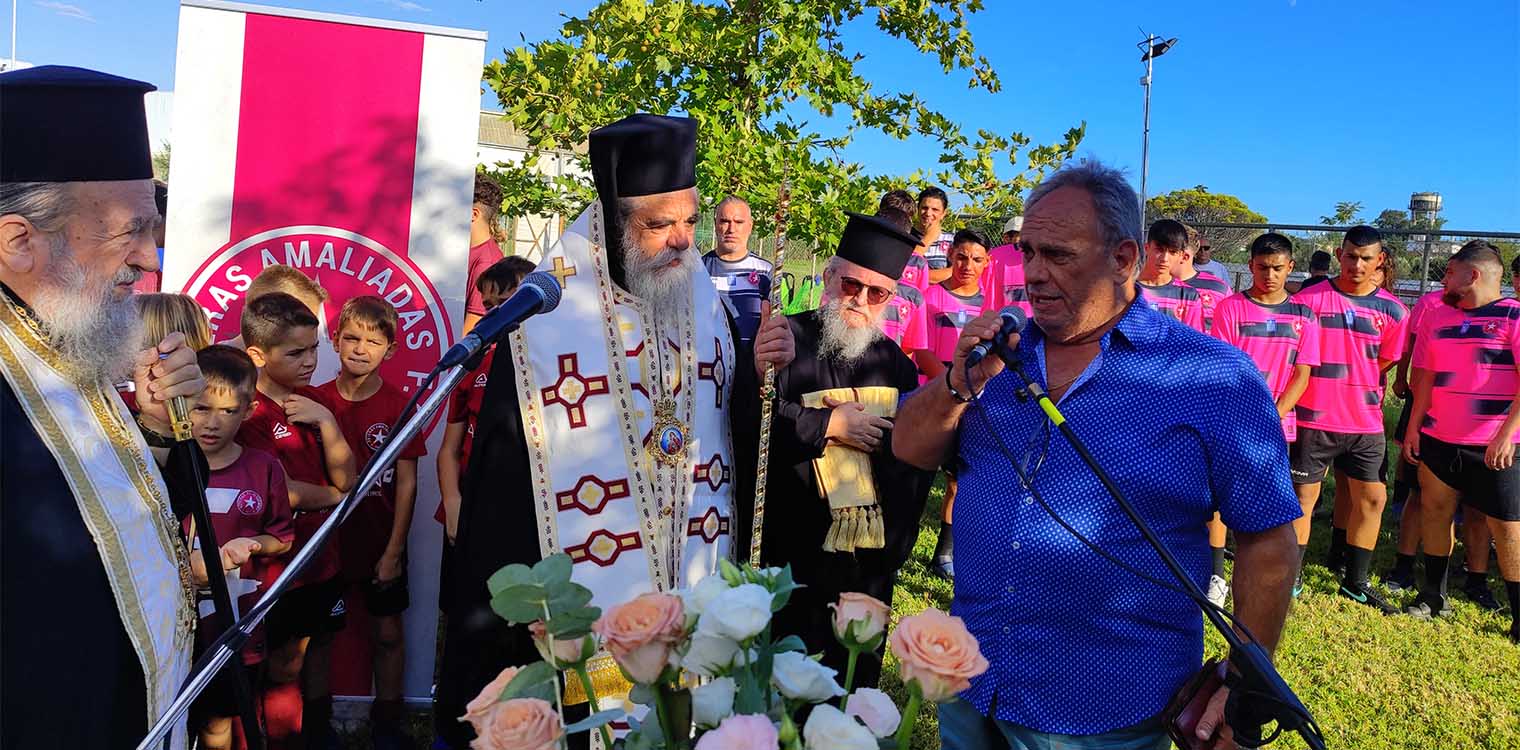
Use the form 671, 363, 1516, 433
365, 421, 390, 451
235, 489, 264, 517
180, 227, 455, 398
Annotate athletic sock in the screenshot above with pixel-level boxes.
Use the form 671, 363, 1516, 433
1343, 546, 1373, 589
1506, 581, 1520, 622
934, 522, 953, 560
1422, 554, 1449, 604
1328, 528, 1348, 569
1467, 570, 1488, 592
1211, 547, 1227, 578
1393, 552, 1416, 578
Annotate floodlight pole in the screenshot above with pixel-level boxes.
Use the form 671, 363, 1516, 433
1140, 34, 1154, 235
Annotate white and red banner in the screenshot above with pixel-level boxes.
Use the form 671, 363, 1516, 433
163, 0, 486, 701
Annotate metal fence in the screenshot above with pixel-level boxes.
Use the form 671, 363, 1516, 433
1189, 222, 1520, 307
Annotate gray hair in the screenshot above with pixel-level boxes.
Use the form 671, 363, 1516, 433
0, 182, 75, 234
1024, 160, 1141, 254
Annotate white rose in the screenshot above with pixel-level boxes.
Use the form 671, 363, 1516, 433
682, 575, 731, 617
770, 651, 844, 703
802, 704, 876, 750
697, 583, 773, 642
683, 633, 741, 677
844, 688, 901, 738
691, 677, 737, 729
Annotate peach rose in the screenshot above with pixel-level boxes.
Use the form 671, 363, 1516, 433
469, 698, 563, 750
461, 665, 521, 734
593, 592, 686, 684
830, 592, 890, 644
694, 713, 779, 750
887, 608, 988, 703
529, 620, 591, 665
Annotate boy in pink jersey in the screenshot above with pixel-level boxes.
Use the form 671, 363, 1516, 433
872, 193, 931, 356
1401, 241, 1520, 638
1290, 225, 1407, 612
1212, 233, 1320, 597
915, 229, 991, 580
186, 345, 296, 750
1175, 228, 1232, 331
1383, 289, 1448, 594
985, 241, 1033, 319
1136, 219, 1205, 331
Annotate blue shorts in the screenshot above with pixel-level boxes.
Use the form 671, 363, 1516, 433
939, 699, 1170, 750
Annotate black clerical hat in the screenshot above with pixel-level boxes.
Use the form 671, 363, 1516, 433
836, 212, 919, 279
590, 113, 697, 254
0, 65, 157, 182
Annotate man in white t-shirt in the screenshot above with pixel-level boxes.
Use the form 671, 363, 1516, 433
917, 186, 955, 285
1194, 235, 1230, 281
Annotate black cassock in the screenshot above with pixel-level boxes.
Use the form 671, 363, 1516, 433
762, 310, 933, 690
1, 381, 205, 749
436, 314, 758, 749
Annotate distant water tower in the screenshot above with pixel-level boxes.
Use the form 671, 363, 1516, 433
1410, 192, 1444, 294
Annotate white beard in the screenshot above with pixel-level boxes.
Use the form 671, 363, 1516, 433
817, 298, 882, 366
621, 225, 698, 312
29, 239, 143, 385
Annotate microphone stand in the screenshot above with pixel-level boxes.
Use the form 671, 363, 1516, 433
164, 406, 265, 750
987, 342, 1326, 750
138, 363, 471, 750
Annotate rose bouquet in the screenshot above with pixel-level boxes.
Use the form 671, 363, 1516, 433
466, 554, 988, 750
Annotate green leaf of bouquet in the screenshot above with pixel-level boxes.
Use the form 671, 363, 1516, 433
770, 635, 807, 654
548, 582, 595, 615
486, 564, 535, 597
499, 661, 558, 702
532, 553, 574, 586
490, 583, 550, 624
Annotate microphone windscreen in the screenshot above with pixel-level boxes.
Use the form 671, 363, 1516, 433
1001, 305, 1027, 331
519, 270, 564, 313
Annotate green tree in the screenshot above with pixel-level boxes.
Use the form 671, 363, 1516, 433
1319, 201, 1363, 226
152, 143, 171, 183
1145, 185, 1266, 262
481, 0, 1084, 254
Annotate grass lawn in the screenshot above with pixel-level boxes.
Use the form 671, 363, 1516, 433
877, 396, 1520, 749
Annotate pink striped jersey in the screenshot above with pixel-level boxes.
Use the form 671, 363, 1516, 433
1293, 283, 1408, 434
879, 253, 930, 351
985, 243, 1033, 318
1211, 292, 1322, 441
1412, 298, 1520, 446
1138, 280, 1205, 331
923, 282, 986, 366
1178, 271, 1231, 331
1405, 290, 1447, 349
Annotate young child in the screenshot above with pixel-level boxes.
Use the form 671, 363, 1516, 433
1137, 219, 1206, 331
237, 292, 356, 749
1211, 233, 1321, 598
224, 264, 329, 348
124, 293, 212, 411
437, 257, 535, 545
315, 295, 428, 745
185, 345, 296, 750
916, 229, 991, 581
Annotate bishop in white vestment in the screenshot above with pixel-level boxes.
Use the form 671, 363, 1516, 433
436, 114, 794, 749
0, 65, 210, 750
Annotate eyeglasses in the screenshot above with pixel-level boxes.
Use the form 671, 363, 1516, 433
838, 276, 895, 305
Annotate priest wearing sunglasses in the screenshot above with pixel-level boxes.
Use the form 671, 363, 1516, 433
761, 212, 935, 689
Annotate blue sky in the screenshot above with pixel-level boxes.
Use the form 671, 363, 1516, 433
12, 0, 1518, 228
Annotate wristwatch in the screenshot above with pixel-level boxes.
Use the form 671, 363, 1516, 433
136, 413, 177, 449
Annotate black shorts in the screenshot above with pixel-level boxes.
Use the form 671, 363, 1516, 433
1290, 428, 1387, 485
266, 577, 347, 646
189, 662, 259, 728
363, 574, 410, 617
1394, 400, 1413, 444
1419, 435, 1520, 521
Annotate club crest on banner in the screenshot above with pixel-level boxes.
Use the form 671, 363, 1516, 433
181, 226, 455, 394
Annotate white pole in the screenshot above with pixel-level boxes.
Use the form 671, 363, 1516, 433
10, 0, 17, 69
1139, 34, 1154, 237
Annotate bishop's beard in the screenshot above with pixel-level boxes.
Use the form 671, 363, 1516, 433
621, 224, 699, 312
30, 238, 144, 385
817, 297, 883, 366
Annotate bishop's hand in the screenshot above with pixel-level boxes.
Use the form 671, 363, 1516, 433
753, 303, 795, 380
132, 331, 205, 435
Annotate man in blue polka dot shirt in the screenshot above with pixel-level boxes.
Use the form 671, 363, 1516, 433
895, 160, 1302, 750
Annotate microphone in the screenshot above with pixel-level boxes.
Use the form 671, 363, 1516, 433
439, 270, 563, 369
964, 305, 1027, 371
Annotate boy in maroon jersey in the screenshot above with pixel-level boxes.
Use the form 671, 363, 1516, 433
316, 295, 428, 745
1291, 226, 1407, 613
239, 292, 357, 749
1212, 233, 1320, 597
1402, 241, 1520, 638
1137, 219, 1205, 331
186, 345, 296, 750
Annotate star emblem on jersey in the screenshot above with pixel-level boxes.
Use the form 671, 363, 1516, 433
364, 422, 389, 451
1485, 320, 1500, 335
235, 489, 264, 516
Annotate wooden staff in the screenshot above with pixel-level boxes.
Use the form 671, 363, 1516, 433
749, 174, 791, 567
